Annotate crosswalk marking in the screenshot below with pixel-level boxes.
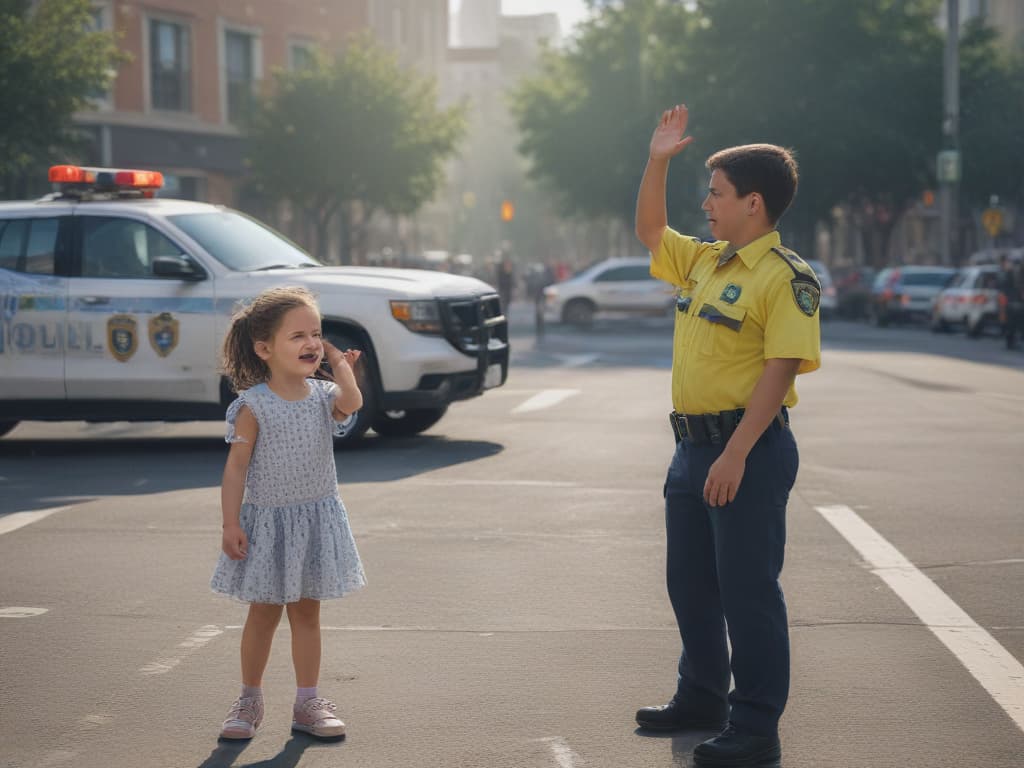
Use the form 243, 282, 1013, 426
0, 506, 67, 537
817, 504, 1024, 733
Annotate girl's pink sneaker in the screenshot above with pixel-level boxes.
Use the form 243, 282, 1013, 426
292, 697, 345, 738
219, 695, 264, 739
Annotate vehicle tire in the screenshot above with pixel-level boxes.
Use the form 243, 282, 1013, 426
325, 331, 376, 447
0, 421, 19, 438
372, 406, 448, 437
966, 316, 985, 338
930, 312, 949, 333
562, 299, 596, 328
874, 309, 889, 327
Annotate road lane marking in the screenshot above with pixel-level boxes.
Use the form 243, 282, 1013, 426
0, 506, 67, 536
817, 504, 1024, 733
512, 389, 580, 414
536, 736, 583, 767
0, 607, 48, 618
139, 624, 223, 675
553, 353, 599, 368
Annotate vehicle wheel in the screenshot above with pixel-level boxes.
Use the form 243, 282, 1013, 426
874, 309, 889, 327
325, 332, 376, 447
372, 406, 448, 437
562, 299, 595, 328
930, 312, 949, 333
966, 316, 985, 338
0, 421, 19, 438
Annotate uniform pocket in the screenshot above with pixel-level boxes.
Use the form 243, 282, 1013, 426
697, 301, 747, 356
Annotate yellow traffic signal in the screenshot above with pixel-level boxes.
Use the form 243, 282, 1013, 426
500, 200, 515, 222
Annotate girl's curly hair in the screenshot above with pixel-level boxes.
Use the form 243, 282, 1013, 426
220, 285, 320, 392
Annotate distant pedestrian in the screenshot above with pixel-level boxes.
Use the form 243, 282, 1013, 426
211, 286, 366, 741
998, 255, 1022, 349
497, 255, 515, 311
634, 104, 820, 767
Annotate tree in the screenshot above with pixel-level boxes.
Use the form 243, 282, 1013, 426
511, 0, 705, 239
245, 36, 465, 263
0, 0, 124, 196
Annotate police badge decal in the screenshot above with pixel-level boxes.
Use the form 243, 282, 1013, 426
148, 312, 179, 357
107, 314, 138, 362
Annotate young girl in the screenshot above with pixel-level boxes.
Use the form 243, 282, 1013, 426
210, 285, 366, 741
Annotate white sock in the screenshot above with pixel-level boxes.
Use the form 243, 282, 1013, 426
295, 686, 317, 707
241, 685, 262, 700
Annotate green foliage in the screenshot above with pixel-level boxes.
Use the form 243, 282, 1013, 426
510, 0, 703, 229
958, 19, 1024, 207
513, 0, 1024, 249
0, 0, 125, 180
246, 36, 465, 259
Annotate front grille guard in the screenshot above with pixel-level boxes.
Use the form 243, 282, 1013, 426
438, 295, 508, 378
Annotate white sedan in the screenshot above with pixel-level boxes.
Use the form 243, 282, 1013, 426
542, 257, 676, 327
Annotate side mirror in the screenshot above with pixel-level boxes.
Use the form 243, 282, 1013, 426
152, 255, 204, 281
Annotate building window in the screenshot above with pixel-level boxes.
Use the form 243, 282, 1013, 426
87, 2, 114, 109
225, 29, 257, 124
290, 42, 316, 71
150, 19, 191, 112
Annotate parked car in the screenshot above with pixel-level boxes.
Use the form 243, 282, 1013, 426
0, 165, 509, 443
542, 257, 675, 327
804, 259, 837, 320
930, 265, 1002, 337
832, 265, 876, 319
868, 266, 956, 326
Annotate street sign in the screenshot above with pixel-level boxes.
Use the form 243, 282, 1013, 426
982, 207, 1003, 237
937, 150, 960, 183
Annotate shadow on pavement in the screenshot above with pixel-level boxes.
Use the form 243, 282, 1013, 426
632, 727, 719, 767
0, 433, 503, 515
195, 734, 342, 768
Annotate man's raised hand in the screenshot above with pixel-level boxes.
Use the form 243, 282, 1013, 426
650, 104, 694, 160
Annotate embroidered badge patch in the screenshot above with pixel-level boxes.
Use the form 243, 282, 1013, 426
790, 277, 820, 317
720, 283, 742, 304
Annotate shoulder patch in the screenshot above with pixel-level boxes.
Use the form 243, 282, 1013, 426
790, 274, 820, 317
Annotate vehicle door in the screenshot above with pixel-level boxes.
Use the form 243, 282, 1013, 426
64, 214, 218, 402
0, 212, 72, 399
592, 264, 671, 312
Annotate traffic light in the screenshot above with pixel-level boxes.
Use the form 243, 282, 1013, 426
500, 200, 515, 222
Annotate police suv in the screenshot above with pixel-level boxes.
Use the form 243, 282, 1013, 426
0, 166, 508, 445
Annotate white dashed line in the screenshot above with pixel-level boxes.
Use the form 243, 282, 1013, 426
536, 736, 584, 767
553, 353, 600, 368
817, 504, 1024, 733
138, 624, 224, 675
512, 389, 580, 414
0, 506, 67, 536
0, 607, 49, 618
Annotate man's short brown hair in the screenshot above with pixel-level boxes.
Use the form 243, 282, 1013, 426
706, 144, 799, 225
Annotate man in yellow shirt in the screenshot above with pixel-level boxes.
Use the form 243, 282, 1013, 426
634, 104, 820, 768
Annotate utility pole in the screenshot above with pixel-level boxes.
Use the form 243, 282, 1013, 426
938, 0, 960, 266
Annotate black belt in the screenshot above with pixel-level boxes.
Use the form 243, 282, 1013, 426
670, 407, 788, 445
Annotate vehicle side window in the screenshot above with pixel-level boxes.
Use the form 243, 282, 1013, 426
594, 265, 653, 282
81, 217, 183, 278
0, 218, 60, 275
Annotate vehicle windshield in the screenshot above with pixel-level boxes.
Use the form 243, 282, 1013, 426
167, 210, 321, 272
901, 271, 953, 287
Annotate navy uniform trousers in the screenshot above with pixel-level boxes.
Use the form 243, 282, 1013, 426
663, 417, 799, 737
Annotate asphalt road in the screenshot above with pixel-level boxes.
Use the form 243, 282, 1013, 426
1, 315, 1023, 768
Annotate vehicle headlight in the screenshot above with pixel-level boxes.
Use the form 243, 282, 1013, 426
390, 300, 442, 334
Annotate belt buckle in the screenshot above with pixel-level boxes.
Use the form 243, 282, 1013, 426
671, 412, 688, 442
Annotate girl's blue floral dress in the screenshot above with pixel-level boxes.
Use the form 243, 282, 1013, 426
210, 379, 366, 604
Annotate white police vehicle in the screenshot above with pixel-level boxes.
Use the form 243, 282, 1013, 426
0, 165, 508, 444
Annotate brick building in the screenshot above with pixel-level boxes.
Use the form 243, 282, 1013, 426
76, 1, 447, 207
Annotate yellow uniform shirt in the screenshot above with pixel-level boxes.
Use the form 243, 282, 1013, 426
650, 228, 821, 414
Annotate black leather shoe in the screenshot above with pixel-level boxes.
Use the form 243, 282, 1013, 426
635, 700, 728, 732
692, 724, 781, 766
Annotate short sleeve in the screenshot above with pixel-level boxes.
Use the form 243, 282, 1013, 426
763, 275, 821, 374
225, 393, 251, 443
310, 378, 351, 437
650, 228, 721, 287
